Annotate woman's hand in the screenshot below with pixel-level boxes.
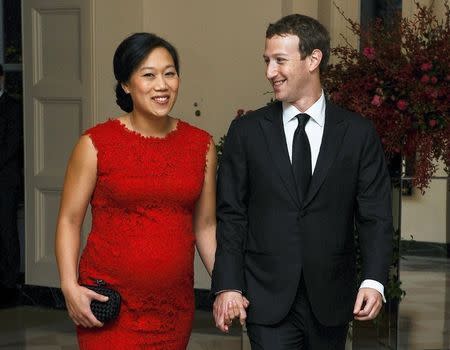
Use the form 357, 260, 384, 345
55, 135, 102, 328
62, 282, 108, 328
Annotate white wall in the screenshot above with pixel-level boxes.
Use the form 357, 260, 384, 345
142, 1, 282, 141
402, 163, 448, 243
91, 0, 143, 124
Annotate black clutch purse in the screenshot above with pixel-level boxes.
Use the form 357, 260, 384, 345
83, 279, 121, 323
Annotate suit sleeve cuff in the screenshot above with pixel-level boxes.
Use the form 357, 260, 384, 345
360, 279, 386, 303
215, 289, 242, 295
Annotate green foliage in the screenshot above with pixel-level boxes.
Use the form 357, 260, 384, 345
215, 135, 226, 165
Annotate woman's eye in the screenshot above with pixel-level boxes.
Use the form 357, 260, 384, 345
143, 73, 154, 78
165, 71, 176, 77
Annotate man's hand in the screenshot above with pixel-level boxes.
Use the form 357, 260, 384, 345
213, 291, 249, 332
353, 287, 383, 321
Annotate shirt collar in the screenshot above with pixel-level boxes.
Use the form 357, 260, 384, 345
282, 90, 325, 127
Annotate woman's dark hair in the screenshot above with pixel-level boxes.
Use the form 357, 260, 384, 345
266, 14, 330, 73
113, 32, 180, 112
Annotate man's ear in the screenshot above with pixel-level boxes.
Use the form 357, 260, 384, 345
309, 49, 323, 72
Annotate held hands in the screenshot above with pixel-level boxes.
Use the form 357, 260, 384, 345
353, 287, 383, 321
213, 291, 250, 332
61, 282, 108, 328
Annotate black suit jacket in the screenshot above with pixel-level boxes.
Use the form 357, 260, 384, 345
211, 100, 393, 327
0, 92, 23, 186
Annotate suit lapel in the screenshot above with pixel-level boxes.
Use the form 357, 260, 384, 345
259, 102, 301, 208
303, 101, 348, 207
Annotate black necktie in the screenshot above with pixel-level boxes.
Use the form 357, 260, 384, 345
292, 113, 311, 199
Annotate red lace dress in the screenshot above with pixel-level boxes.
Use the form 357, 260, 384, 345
77, 118, 211, 349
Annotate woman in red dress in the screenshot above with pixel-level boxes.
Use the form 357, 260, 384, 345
55, 33, 217, 349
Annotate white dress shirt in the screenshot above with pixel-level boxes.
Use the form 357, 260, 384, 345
282, 93, 325, 169
282, 91, 385, 301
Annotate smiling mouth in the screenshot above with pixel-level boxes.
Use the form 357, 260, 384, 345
272, 79, 286, 87
152, 96, 170, 104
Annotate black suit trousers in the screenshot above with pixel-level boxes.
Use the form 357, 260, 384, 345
246, 276, 348, 350
0, 184, 20, 288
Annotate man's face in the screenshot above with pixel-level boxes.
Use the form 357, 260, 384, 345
263, 34, 312, 104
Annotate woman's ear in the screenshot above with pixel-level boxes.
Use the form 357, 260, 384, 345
121, 83, 130, 94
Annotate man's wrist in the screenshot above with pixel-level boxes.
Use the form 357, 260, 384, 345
359, 279, 386, 302
215, 289, 242, 295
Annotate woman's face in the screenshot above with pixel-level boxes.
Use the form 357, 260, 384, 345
123, 47, 179, 118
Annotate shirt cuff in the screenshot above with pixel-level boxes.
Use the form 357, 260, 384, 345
215, 289, 242, 295
360, 279, 386, 303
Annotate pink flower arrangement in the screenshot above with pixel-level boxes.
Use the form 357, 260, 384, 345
363, 47, 376, 60
371, 95, 383, 106
323, 3, 449, 192
420, 74, 430, 84
396, 99, 408, 111
420, 62, 433, 71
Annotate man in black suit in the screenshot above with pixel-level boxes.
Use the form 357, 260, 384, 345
0, 64, 23, 303
211, 14, 392, 349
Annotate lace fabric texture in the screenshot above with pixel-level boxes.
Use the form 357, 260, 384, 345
77, 118, 211, 349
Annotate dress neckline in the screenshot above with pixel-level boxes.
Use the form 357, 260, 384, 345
111, 118, 183, 141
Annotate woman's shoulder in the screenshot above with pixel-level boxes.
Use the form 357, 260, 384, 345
83, 118, 119, 136
178, 119, 212, 140
82, 118, 125, 152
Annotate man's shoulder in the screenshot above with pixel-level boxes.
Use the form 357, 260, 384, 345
232, 101, 280, 127
326, 100, 374, 131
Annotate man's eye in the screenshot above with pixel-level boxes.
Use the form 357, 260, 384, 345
276, 58, 285, 63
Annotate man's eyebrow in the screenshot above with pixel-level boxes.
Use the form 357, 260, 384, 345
263, 53, 289, 59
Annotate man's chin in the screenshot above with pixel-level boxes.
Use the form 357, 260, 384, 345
273, 92, 285, 101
